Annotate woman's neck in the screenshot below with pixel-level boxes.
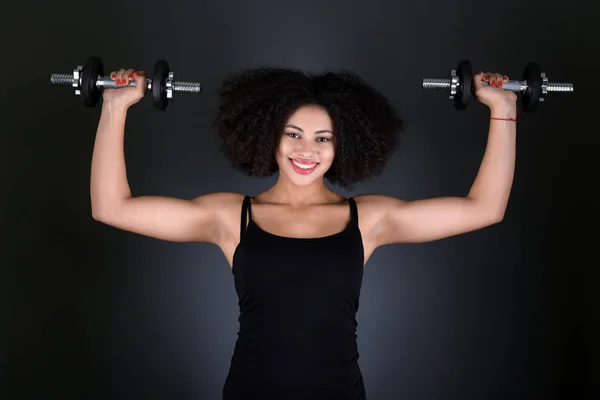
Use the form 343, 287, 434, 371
258, 176, 342, 207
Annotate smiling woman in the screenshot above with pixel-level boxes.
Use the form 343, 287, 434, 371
90, 62, 517, 399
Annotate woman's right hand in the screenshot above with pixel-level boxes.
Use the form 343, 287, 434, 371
103, 68, 147, 109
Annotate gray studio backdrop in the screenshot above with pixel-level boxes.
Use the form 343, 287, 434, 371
2, 0, 597, 399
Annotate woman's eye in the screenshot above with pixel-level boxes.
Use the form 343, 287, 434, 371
286, 133, 299, 138
317, 137, 330, 142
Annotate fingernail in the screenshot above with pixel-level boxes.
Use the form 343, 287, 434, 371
483, 75, 489, 81
128, 74, 133, 80
134, 72, 140, 77
116, 79, 121, 85
498, 81, 503, 87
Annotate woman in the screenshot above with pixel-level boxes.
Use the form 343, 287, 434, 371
91, 66, 517, 399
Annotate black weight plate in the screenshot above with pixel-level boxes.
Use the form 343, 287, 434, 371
152, 60, 170, 111
455, 60, 472, 110
81, 56, 104, 108
523, 62, 542, 113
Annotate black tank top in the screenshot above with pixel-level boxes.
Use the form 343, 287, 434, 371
222, 196, 367, 400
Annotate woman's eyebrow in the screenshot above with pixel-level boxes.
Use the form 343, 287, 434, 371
285, 124, 333, 134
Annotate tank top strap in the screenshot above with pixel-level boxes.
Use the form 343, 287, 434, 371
240, 195, 253, 238
347, 197, 358, 224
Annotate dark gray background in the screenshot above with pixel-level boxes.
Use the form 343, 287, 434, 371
2, 0, 597, 398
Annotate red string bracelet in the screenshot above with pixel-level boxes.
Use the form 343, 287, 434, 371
490, 108, 520, 122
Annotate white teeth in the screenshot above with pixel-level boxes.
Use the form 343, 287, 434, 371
292, 160, 317, 170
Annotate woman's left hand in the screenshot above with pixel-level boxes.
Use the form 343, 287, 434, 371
473, 71, 518, 110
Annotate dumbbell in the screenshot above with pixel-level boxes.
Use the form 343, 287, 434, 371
422, 60, 574, 112
50, 56, 202, 111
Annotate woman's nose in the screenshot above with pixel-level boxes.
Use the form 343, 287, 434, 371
296, 140, 316, 154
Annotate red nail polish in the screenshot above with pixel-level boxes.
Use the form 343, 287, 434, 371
498, 81, 503, 87
116, 79, 121, 85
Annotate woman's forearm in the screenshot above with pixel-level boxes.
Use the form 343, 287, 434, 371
90, 100, 132, 218
467, 103, 517, 218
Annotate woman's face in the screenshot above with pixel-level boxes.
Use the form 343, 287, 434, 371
275, 105, 336, 186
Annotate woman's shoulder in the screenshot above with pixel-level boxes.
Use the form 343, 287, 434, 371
353, 193, 405, 207
192, 191, 246, 206
352, 193, 407, 224
191, 192, 247, 219
190, 192, 248, 244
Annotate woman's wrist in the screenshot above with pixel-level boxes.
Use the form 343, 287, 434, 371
490, 100, 517, 120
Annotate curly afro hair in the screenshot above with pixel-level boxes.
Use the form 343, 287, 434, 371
213, 67, 405, 188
